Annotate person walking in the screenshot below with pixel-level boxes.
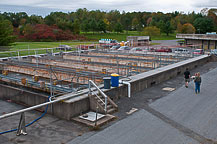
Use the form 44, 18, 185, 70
194, 72, 202, 94
184, 68, 190, 88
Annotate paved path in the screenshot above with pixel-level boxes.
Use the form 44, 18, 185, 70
69, 65, 217, 144
152, 40, 181, 46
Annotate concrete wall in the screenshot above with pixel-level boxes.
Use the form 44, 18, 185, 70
103, 55, 212, 100
0, 84, 90, 120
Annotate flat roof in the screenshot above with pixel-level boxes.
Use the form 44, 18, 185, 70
176, 34, 217, 40
127, 36, 150, 40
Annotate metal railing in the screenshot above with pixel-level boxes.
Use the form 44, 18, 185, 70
0, 91, 85, 135
88, 80, 107, 113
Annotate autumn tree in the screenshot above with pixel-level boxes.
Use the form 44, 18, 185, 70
181, 23, 196, 34
208, 9, 217, 31
177, 23, 183, 33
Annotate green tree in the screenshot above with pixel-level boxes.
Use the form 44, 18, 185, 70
44, 14, 55, 26
114, 22, 123, 33
81, 19, 90, 33
120, 12, 132, 34
193, 17, 215, 34
0, 17, 15, 46
143, 26, 160, 37
159, 21, 173, 36
97, 20, 107, 33
29, 15, 44, 25
89, 19, 97, 33
73, 19, 80, 34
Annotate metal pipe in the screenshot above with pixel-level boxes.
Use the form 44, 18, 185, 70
119, 80, 131, 98
0, 91, 84, 120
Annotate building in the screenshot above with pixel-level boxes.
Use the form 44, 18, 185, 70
127, 36, 150, 47
176, 34, 217, 50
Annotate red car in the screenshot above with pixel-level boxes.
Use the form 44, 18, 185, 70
76, 45, 94, 50
193, 49, 204, 55
155, 48, 172, 52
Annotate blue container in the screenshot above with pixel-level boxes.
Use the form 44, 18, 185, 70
103, 77, 111, 89
111, 73, 119, 87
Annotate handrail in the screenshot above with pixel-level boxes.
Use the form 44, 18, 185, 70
92, 91, 105, 105
88, 80, 107, 113
0, 91, 84, 120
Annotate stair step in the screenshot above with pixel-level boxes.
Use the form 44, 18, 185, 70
94, 95, 105, 100
97, 99, 104, 103
107, 108, 116, 114
107, 105, 113, 109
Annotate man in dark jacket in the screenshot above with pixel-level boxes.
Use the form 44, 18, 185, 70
184, 68, 190, 88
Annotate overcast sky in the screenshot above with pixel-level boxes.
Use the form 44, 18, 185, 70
0, 0, 216, 16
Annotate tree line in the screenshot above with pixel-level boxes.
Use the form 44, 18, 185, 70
0, 8, 217, 45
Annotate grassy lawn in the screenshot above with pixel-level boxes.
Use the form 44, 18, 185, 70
82, 31, 144, 41
151, 33, 177, 40
10, 41, 95, 51
83, 31, 176, 41
0, 42, 94, 58
0, 32, 177, 58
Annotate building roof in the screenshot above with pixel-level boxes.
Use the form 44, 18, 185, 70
176, 34, 217, 41
127, 36, 150, 40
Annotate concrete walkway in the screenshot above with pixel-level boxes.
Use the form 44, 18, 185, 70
69, 66, 217, 144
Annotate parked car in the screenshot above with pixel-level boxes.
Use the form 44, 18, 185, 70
130, 47, 143, 51
174, 48, 190, 54
76, 45, 94, 50
149, 47, 156, 52
110, 45, 121, 50
210, 49, 217, 55
117, 46, 131, 51
56, 45, 72, 50
155, 48, 172, 52
193, 49, 204, 55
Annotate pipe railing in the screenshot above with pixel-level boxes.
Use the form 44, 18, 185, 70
88, 80, 107, 113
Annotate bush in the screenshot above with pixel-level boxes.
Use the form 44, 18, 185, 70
143, 26, 161, 37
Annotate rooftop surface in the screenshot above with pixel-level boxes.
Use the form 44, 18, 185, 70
176, 34, 217, 40
69, 61, 217, 144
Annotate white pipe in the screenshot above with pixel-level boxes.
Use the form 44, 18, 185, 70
119, 80, 131, 98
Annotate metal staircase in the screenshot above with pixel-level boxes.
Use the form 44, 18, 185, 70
88, 80, 118, 114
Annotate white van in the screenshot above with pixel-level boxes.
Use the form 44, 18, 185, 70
174, 48, 190, 54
